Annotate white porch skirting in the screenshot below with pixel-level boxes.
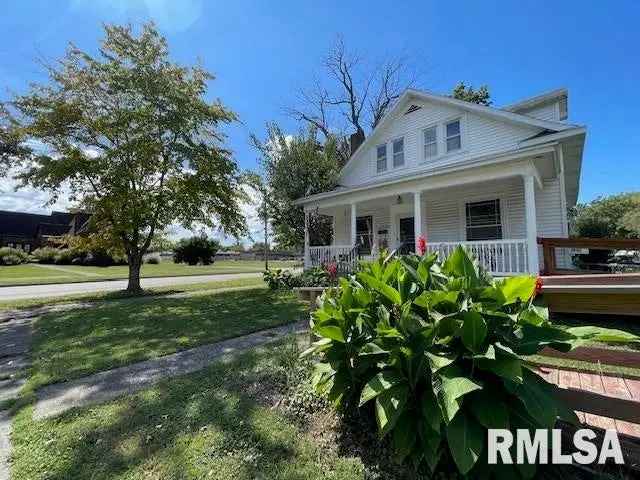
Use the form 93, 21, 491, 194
307, 239, 529, 276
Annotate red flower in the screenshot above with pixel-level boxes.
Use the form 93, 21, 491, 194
534, 276, 543, 297
325, 262, 338, 279
417, 235, 427, 256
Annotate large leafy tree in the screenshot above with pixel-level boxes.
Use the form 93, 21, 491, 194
1, 23, 245, 292
570, 192, 640, 238
451, 81, 492, 105
251, 123, 341, 250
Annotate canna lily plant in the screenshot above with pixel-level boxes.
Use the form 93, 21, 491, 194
303, 246, 639, 477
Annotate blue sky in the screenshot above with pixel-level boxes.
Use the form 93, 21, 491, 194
1, 0, 639, 229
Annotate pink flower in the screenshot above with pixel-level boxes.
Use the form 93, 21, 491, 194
417, 235, 427, 256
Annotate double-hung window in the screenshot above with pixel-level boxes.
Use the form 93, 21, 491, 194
423, 126, 437, 160
445, 119, 461, 152
376, 144, 387, 173
392, 138, 404, 167
465, 199, 502, 240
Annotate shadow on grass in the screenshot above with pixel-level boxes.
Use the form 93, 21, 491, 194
11, 345, 359, 480
29, 289, 307, 390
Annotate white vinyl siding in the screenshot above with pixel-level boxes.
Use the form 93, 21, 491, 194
392, 138, 405, 167
517, 102, 560, 122
340, 98, 542, 187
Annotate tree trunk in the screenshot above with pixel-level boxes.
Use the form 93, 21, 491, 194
127, 253, 143, 293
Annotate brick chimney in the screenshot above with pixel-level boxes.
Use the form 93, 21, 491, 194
349, 130, 365, 157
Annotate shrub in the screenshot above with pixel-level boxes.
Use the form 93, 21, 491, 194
145, 256, 160, 264
53, 248, 79, 265
173, 236, 220, 265
263, 268, 294, 290
304, 247, 639, 477
263, 266, 335, 290
0, 247, 30, 265
31, 247, 59, 264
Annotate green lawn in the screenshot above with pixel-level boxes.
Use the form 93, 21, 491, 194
11, 341, 363, 480
27, 286, 306, 391
0, 260, 299, 286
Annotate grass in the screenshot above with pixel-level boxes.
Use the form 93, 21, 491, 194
0, 259, 299, 286
26, 286, 306, 391
10, 341, 364, 480
0, 276, 267, 312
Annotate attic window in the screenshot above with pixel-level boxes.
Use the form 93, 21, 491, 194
559, 96, 568, 120
405, 104, 422, 115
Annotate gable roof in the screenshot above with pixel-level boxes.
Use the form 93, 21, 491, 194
341, 88, 579, 175
502, 88, 567, 113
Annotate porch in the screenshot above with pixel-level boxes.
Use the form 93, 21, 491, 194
304, 172, 548, 276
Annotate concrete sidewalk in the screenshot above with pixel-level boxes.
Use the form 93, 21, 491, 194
34, 320, 307, 419
0, 272, 261, 301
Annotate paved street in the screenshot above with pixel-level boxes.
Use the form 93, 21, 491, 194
0, 272, 262, 301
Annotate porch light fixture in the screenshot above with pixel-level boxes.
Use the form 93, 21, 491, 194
396, 195, 403, 205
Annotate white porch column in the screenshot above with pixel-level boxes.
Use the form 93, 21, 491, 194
523, 175, 539, 274
350, 203, 357, 247
304, 209, 310, 268
413, 191, 422, 252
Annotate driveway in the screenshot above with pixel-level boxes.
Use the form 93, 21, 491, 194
0, 272, 262, 301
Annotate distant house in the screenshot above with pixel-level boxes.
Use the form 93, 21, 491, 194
0, 210, 90, 252
296, 88, 584, 275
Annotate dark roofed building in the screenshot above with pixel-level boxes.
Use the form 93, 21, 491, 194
0, 210, 89, 252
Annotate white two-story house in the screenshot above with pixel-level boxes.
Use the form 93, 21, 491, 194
295, 88, 585, 276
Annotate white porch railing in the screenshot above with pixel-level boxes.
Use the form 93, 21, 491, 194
425, 239, 528, 275
307, 239, 529, 275
308, 245, 355, 268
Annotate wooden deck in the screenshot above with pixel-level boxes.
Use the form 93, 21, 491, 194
537, 366, 640, 438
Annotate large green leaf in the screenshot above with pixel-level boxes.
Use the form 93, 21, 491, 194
421, 386, 442, 433
468, 391, 510, 429
433, 365, 483, 422
442, 245, 480, 286
513, 324, 576, 355
478, 355, 523, 383
515, 368, 558, 429
375, 384, 409, 437
565, 326, 640, 344
461, 311, 487, 352
360, 369, 407, 406
392, 411, 418, 459
312, 322, 345, 343
358, 272, 401, 304
426, 351, 457, 372
498, 275, 536, 304
446, 411, 484, 475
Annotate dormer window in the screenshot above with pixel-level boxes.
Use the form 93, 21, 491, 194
423, 126, 437, 160
376, 144, 387, 173
445, 119, 461, 152
392, 138, 404, 167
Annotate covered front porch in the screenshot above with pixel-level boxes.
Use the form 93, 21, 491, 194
302, 163, 549, 276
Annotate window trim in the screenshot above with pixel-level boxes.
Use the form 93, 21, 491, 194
422, 124, 438, 161
375, 143, 387, 174
445, 118, 462, 153
392, 136, 405, 168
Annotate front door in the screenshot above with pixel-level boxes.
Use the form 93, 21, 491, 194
399, 217, 415, 254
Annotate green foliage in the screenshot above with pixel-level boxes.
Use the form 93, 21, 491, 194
263, 266, 334, 290
252, 123, 341, 250
570, 192, 640, 238
305, 246, 639, 476
145, 256, 160, 265
451, 82, 492, 106
173, 235, 220, 265
31, 247, 59, 264
3, 23, 245, 291
0, 247, 30, 265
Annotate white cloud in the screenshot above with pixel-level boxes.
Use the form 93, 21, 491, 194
0, 171, 73, 214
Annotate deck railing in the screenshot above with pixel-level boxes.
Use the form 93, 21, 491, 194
425, 239, 528, 275
308, 245, 359, 273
